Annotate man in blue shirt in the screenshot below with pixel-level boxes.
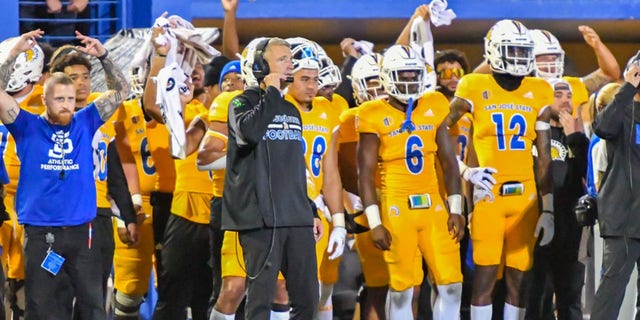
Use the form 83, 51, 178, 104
0, 29, 129, 319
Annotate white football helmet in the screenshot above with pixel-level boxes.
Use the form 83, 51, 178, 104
531, 29, 565, 79
350, 53, 387, 105
240, 37, 267, 87
0, 37, 44, 93
311, 43, 341, 89
484, 19, 535, 77
286, 37, 320, 73
380, 45, 426, 104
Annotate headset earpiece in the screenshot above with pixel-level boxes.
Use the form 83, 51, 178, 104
252, 38, 271, 82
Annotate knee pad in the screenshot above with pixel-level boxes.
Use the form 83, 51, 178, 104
114, 291, 143, 317
388, 287, 413, 308
437, 283, 462, 303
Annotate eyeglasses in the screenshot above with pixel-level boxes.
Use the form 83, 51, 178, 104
437, 67, 465, 80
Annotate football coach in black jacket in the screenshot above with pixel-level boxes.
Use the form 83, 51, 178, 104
222, 37, 323, 320
591, 52, 640, 319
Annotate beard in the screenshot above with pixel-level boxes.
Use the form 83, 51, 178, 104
48, 110, 73, 125
438, 85, 455, 99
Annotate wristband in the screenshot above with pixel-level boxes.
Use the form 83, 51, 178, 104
97, 50, 109, 61
535, 121, 550, 131
156, 53, 167, 58
332, 213, 346, 228
364, 204, 382, 229
447, 194, 463, 215
131, 194, 143, 207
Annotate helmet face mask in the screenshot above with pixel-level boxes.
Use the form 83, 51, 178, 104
380, 45, 426, 104
531, 29, 565, 79
318, 55, 341, 89
289, 40, 320, 73
484, 20, 535, 77
351, 53, 387, 105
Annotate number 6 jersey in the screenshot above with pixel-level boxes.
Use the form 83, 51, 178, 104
356, 92, 450, 198
455, 74, 553, 184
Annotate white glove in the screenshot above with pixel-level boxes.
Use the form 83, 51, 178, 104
535, 212, 554, 246
462, 167, 498, 192
473, 184, 494, 205
313, 195, 332, 222
428, 0, 457, 27
327, 227, 347, 260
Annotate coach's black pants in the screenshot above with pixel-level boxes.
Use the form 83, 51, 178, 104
239, 226, 319, 320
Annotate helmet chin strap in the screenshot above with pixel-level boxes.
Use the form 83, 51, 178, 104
400, 97, 416, 133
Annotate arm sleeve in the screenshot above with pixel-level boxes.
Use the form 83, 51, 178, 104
594, 82, 637, 140
229, 87, 282, 147
107, 140, 136, 226
334, 56, 358, 108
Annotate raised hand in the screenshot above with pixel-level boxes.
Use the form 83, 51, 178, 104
74, 31, 107, 58
579, 25, 602, 49
10, 30, 44, 56
221, 0, 239, 12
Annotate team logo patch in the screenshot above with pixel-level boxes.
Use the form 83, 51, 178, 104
388, 205, 400, 217
131, 116, 138, 124
25, 49, 35, 61
482, 91, 489, 100
550, 139, 567, 161
383, 117, 391, 127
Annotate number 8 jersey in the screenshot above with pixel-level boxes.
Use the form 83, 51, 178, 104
356, 92, 450, 197
455, 74, 553, 183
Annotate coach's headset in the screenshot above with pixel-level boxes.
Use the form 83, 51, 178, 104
252, 38, 271, 83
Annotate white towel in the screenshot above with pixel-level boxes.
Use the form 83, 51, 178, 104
129, 13, 220, 95
410, 16, 434, 67
429, 0, 457, 27
353, 40, 374, 56
154, 62, 189, 159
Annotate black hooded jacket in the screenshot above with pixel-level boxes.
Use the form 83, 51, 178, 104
222, 86, 314, 231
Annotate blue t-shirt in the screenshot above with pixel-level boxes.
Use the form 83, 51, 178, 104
586, 134, 601, 198
6, 104, 104, 226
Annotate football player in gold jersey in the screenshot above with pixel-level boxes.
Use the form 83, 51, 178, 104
445, 20, 554, 320
358, 45, 465, 319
